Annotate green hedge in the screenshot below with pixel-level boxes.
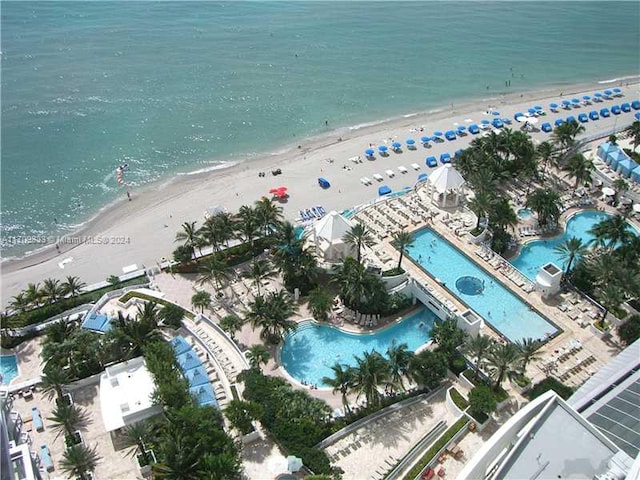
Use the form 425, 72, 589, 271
449, 388, 468, 410
174, 237, 274, 273
8, 277, 148, 328
404, 417, 469, 480
382, 267, 404, 277
118, 291, 194, 319
526, 377, 574, 401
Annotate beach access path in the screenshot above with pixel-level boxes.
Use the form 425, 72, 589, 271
2, 80, 637, 305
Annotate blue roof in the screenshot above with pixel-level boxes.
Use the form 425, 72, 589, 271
177, 350, 202, 371
189, 383, 218, 408
185, 365, 210, 387
81, 313, 113, 333
618, 158, 639, 171
170, 336, 192, 355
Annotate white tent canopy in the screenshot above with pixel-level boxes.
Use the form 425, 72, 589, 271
423, 164, 466, 207
312, 211, 355, 263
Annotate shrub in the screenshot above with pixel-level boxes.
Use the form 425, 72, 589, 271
526, 377, 574, 401
468, 385, 497, 418
449, 354, 467, 376
618, 314, 640, 346
382, 267, 404, 277
449, 388, 468, 410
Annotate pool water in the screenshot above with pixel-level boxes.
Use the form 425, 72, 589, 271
406, 228, 559, 343
0, 355, 19, 385
511, 211, 638, 281
517, 208, 534, 220
280, 308, 436, 386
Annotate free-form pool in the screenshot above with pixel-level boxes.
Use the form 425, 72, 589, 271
511, 210, 638, 281
0, 355, 19, 385
517, 208, 534, 220
406, 228, 560, 343
280, 308, 436, 386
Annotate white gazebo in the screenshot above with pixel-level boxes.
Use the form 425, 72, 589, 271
422, 164, 466, 207
311, 211, 356, 263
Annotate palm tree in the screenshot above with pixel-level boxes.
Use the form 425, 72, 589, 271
515, 338, 542, 374
554, 237, 588, 275
235, 205, 261, 253
562, 153, 593, 189
48, 403, 89, 441
158, 303, 185, 328
197, 257, 231, 293
246, 345, 271, 369
152, 433, 201, 480
254, 197, 283, 236
191, 290, 212, 313
489, 198, 519, 234
468, 191, 494, 229
41, 368, 71, 402
626, 120, 640, 151
62, 275, 86, 298
41, 278, 63, 304
596, 284, 625, 327
393, 230, 415, 271
321, 363, 356, 414
486, 343, 520, 390
612, 178, 629, 206
306, 287, 333, 322
536, 141, 557, 179
246, 290, 298, 344
244, 258, 276, 296
24, 282, 42, 308
124, 421, 155, 463
175, 221, 199, 258
462, 334, 494, 380
352, 350, 390, 407
386, 341, 414, 391
552, 119, 585, 153
526, 188, 562, 228
9, 293, 30, 314
429, 317, 466, 359
342, 223, 376, 264
331, 258, 371, 315
114, 310, 162, 359
219, 314, 243, 341
589, 214, 634, 250
60, 444, 101, 480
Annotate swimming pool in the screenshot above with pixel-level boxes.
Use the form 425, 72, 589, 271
511, 210, 638, 281
405, 228, 559, 343
280, 308, 436, 386
517, 208, 534, 220
0, 355, 19, 385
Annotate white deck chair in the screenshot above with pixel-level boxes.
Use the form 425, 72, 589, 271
385, 169, 395, 178
411, 163, 420, 170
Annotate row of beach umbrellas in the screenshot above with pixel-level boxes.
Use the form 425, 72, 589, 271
548, 88, 623, 111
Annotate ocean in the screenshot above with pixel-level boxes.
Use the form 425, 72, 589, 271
1, 1, 639, 257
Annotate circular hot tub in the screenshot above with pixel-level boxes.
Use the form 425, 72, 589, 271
456, 276, 485, 296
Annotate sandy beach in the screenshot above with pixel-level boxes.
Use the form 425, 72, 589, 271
2, 79, 638, 305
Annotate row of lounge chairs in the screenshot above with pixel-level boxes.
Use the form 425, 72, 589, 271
194, 327, 238, 386
299, 205, 326, 222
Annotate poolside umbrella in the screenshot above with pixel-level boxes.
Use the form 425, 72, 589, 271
527, 108, 537, 114
602, 187, 615, 196
418, 173, 428, 181
421, 136, 430, 143
392, 142, 402, 149
433, 131, 443, 137
378, 145, 388, 153
604, 89, 613, 96
378, 185, 391, 196
406, 139, 416, 146
365, 148, 375, 156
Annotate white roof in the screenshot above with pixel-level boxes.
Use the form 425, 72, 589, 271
427, 164, 465, 193
313, 211, 353, 242
99, 357, 162, 432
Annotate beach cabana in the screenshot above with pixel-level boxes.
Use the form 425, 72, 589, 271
422, 164, 466, 208
426, 156, 438, 167
185, 365, 210, 387
554, 118, 564, 127
541, 122, 552, 133
632, 100, 640, 110
621, 103, 631, 112
378, 185, 391, 196
597, 142, 618, 161
440, 153, 451, 164
589, 110, 599, 120
189, 384, 218, 408
445, 130, 456, 141
468, 124, 480, 134
492, 118, 503, 128
454, 149, 464, 158
312, 211, 355, 263
170, 336, 192, 355
566, 116, 577, 124
578, 113, 588, 123
631, 166, 640, 184
611, 105, 621, 115
600, 108, 610, 117
606, 150, 626, 169
177, 350, 202, 371
617, 158, 639, 178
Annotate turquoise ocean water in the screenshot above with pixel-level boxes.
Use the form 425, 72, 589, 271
2, 2, 639, 256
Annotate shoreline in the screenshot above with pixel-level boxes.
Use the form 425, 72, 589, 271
2, 77, 639, 304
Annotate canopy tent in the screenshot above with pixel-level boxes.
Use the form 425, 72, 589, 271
189, 384, 218, 408
606, 150, 626, 169
177, 350, 202, 371
589, 111, 599, 120
185, 365, 210, 387
611, 105, 621, 114
541, 122, 552, 133
422, 163, 465, 207
312, 210, 355, 263
617, 158, 639, 178
426, 156, 438, 167
170, 336, 192, 355
600, 108, 610, 117
378, 185, 392, 196
597, 142, 618, 161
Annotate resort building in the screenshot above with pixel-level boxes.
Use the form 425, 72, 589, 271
99, 356, 162, 432
457, 339, 640, 480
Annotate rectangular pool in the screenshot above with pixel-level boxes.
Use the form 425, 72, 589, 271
405, 228, 560, 343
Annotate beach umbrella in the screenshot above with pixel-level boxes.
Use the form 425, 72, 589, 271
269, 188, 281, 194
515, 116, 528, 123
527, 108, 537, 114
604, 89, 613, 96
492, 118, 503, 128
611, 105, 621, 114
378, 185, 391, 196
633, 204, 640, 213
613, 88, 622, 94
600, 108, 610, 117
378, 145, 388, 153
454, 149, 464, 158
445, 130, 457, 140
421, 136, 430, 143
571, 98, 580, 104
406, 139, 416, 146
632, 100, 640, 110
514, 112, 524, 119
636, 112, 640, 120
392, 142, 402, 149
433, 131, 443, 137
481, 119, 491, 125
457, 125, 466, 131
365, 148, 374, 156
566, 116, 576, 123
562, 100, 572, 107
502, 117, 512, 124
287, 456, 304, 473
492, 110, 501, 116
594, 92, 603, 98
468, 124, 480, 134
554, 118, 564, 127
418, 173, 428, 181
582, 95, 591, 101
621, 103, 631, 112
534, 105, 543, 111
549, 102, 558, 109
602, 187, 615, 196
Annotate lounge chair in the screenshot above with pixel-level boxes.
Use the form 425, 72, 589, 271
411, 163, 421, 170
385, 169, 395, 178
40, 445, 54, 472
360, 177, 370, 186
32, 407, 44, 432
373, 173, 384, 182
398, 165, 408, 174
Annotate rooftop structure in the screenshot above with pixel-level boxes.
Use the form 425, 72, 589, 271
99, 356, 162, 432
311, 210, 355, 263
421, 164, 465, 207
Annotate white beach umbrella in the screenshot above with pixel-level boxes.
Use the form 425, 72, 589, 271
602, 187, 615, 196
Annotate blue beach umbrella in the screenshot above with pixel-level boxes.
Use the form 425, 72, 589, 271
426, 156, 438, 167
621, 103, 631, 112
492, 118, 503, 128
613, 88, 622, 94
502, 117, 512, 124
528, 108, 537, 114
566, 115, 576, 123
492, 110, 501, 116
589, 110, 599, 120
571, 98, 580, 104
604, 89, 613, 96
378, 145, 388, 153
433, 131, 443, 137
600, 108, 610, 117
562, 100, 571, 107
594, 92, 603, 98
365, 148, 375, 156
454, 149, 464, 158
406, 139, 416, 146
481, 119, 491, 125
554, 118, 564, 127
514, 111, 524, 119
457, 125, 466, 132
392, 142, 402, 149
445, 130, 457, 140
541, 122, 552, 133
582, 95, 591, 101
418, 173, 428, 181
635, 112, 640, 120
421, 136, 430, 143
549, 103, 558, 109
632, 100, 640, 110
534, 105, 543, 111
468, 124, 480, 134
440, 152, 451, 163
611, 105, 621, 114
